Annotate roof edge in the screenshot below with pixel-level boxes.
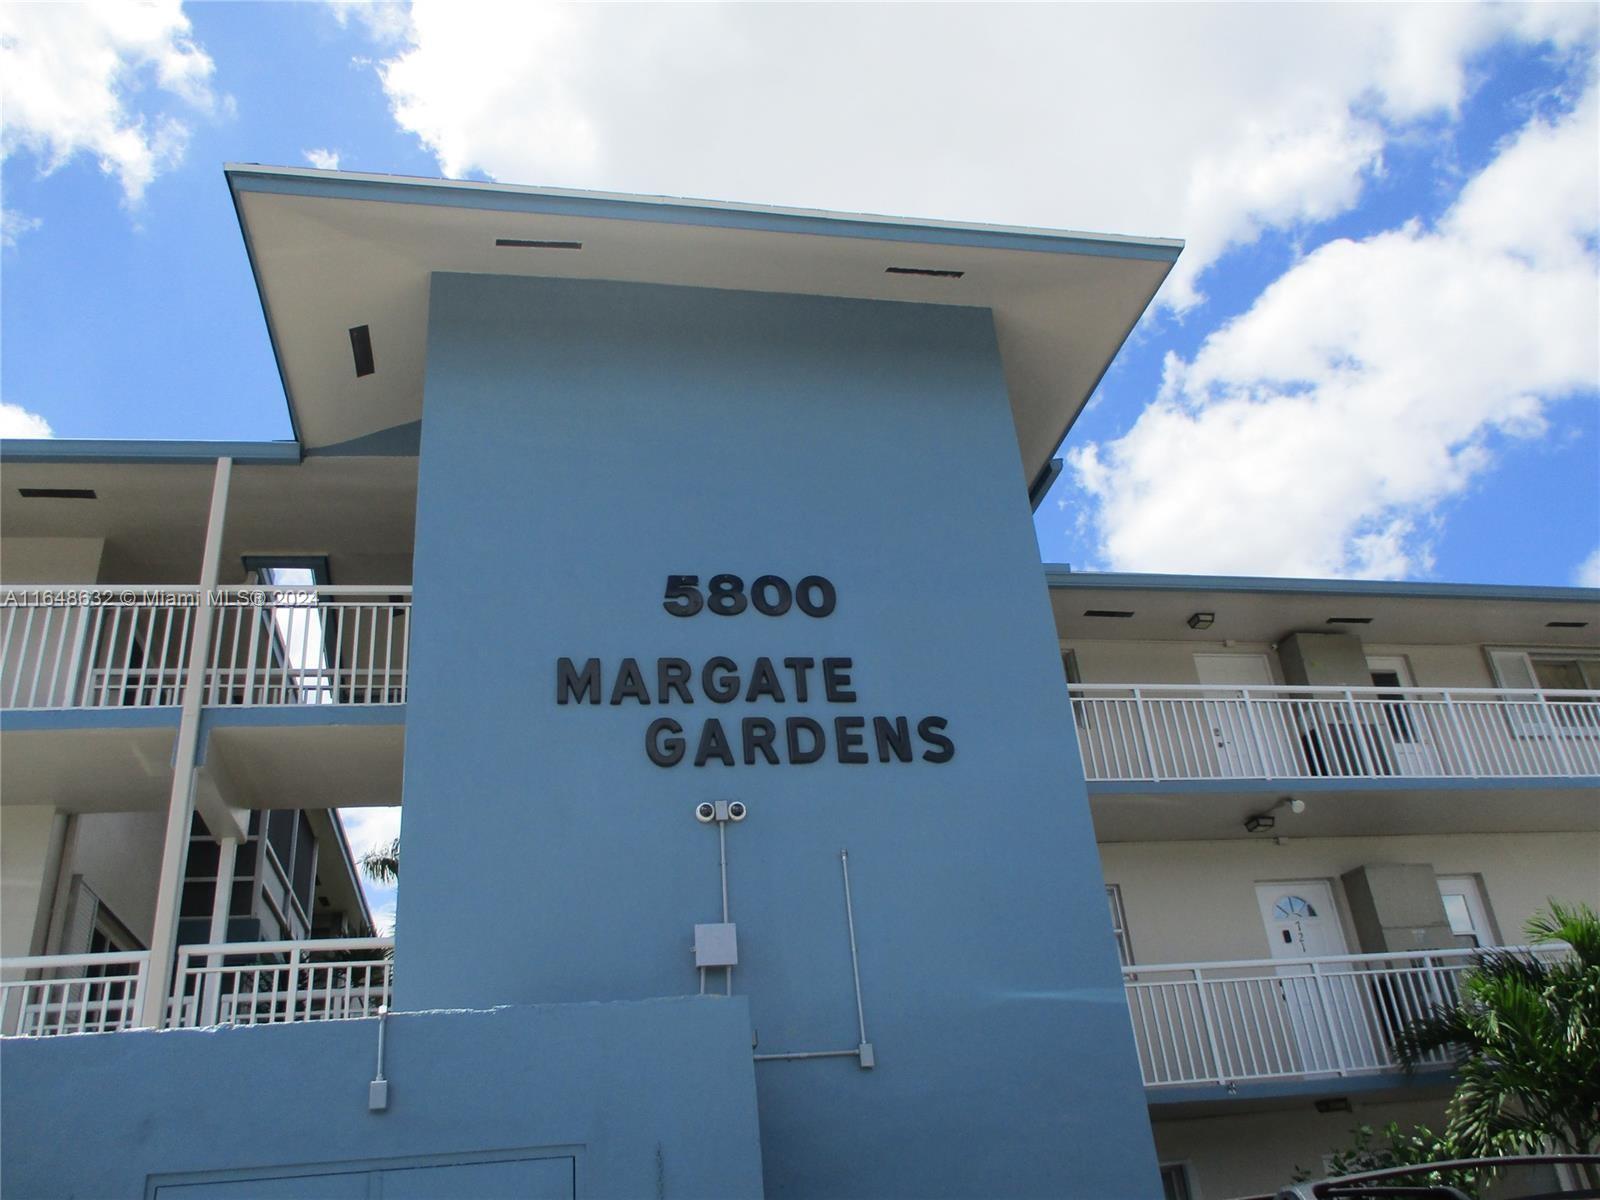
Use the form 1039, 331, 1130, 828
1042, 567, 1600, 605
0, 438, 303, 466
224, 164, 1186, 263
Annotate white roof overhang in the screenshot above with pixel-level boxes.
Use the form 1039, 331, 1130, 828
226, 165, 1181, 482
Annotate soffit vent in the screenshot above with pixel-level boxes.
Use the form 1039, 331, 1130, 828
885, 266, 964, 279
18, 488, 97, 499
349, 325, 375, 378
495, 239, 583, 250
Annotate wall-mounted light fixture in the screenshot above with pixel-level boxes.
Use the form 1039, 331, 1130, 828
1245, 796, 1305, 833
1187, 612, 1215, 630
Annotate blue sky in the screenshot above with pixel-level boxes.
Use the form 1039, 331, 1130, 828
3, 4, 1597, 919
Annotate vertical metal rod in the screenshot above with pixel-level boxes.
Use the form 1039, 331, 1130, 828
840, 849, 867, 1047
719, 821, 732, 995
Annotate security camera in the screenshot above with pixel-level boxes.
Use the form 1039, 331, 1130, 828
695, 802, 717, 823
1287, 797, 1306, 815
727, 801, 747, 822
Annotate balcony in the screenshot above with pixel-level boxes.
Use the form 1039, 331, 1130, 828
1123, 944, 1567, 1092
0, 937, 393, 1036
1071, 683, 1600, 784
0, 586, 411, 711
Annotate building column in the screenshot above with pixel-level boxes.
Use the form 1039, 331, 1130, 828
199, 835, 239, 1025
138, 457, 235, 1029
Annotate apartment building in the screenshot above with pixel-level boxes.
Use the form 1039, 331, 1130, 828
1052, 569, 1599, 1197
1, 166, 1594, 1199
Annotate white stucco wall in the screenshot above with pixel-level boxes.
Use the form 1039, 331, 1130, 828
0, 537, 105, 584
1, 806, 59, 958
63, 811, 167, 948
1101, 832, 1600, 967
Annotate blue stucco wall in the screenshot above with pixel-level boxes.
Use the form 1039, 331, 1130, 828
397, 274, 1160, 1197
0, 996, 762, 1199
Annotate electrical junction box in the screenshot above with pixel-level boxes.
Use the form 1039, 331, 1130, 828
694, 923, 739, 968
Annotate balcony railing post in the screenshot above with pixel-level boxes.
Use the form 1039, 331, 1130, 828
1133, 688, 1161, 782
283, 945, 302, 1023
1189, 967, 1228, 1085
1241, 688, 1272, 778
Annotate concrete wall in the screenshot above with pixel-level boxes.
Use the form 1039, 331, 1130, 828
1363, 644, 1496, 689
0, 997, 763, 1200
399, 275, 1158, 1197
0, 536, 104, 583
1062, 639, 1506, 690
1101, 832, 1600, 966
0, 806, 59, 958
61, 810, 167, 948
1063, 639, 1282, 686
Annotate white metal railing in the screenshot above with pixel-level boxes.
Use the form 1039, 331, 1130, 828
0, 951, 151, 1036
1071, 683, 1600, 782
1123, 944, 1568, 1088
0, 589, 197, 709
204, 587, 410, 706
0, 586, 410, 709
169, 937, 393, 1028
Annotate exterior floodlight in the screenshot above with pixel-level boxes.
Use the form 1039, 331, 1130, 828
1244, 813, 1275, 833
1187, 612, 1215, 630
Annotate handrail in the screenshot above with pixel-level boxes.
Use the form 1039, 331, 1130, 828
1121, 943, 1567, 977
1, 586, 412, 710
0, 950, 151, 972
1122, 943, 1571, 1089
1070, 682, 1600, 782
1072, 682, 1600, 700
176, 936, 393, 957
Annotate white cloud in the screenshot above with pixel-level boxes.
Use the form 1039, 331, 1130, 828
0, 402, 54, 438
1576, 548, 1600, 588
346, 3, 1596, 310
338, 805, 401, 864
304, 147, 342, 171
1, 209, 42, 247
1067, 87, 1599, 579
0, 0, 221, 203
337, 805, 401, 927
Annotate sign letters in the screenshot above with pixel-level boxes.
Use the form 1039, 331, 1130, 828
557, 574, 954, 768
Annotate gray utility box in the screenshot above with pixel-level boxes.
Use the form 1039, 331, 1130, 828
1342, 864, 1456, 953
1279, 632, 1371, 688
693, 923, 739, 968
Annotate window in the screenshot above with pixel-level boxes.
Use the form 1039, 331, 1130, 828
1531, 658, 1600, 692
1159, 1163, 1195, 1200
1106, 884, 1133, 966
1437, 876, 1494, 948
1273, 895, 1317, 919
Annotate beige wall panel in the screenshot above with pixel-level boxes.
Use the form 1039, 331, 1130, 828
0, 806, 57, 958
66, 811, 168, 947
0, 537, 105, 584
1101, 832, 1600, 966
1364, 643, 1496, 689
1062, 639, 1282, 686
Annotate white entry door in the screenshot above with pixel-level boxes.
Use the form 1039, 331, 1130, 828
1255, 881, 1350, 1074
1194, 654, 1272, 776
1366, 656, 1441, 776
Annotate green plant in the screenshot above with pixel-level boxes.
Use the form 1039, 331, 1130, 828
1291, 1122, 1484, 1196
361, 837, 399, 885
1395, 901, 1600, 1160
